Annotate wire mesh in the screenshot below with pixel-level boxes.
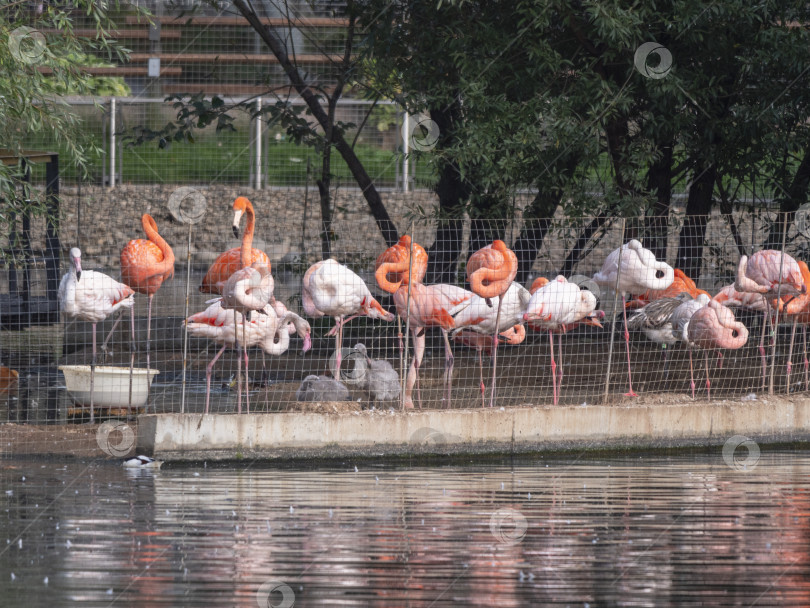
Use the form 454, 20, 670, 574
3, 191, 810, 430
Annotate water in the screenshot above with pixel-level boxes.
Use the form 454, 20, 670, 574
1, 451, 809, 607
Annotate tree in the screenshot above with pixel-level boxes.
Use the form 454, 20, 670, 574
0, 1, 134, 205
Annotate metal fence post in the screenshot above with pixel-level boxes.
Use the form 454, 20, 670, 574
402, 110, 409, 193
109, 97, 116, 188
255, 97, 262, 190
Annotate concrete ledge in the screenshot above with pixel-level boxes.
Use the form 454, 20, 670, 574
137, 395, 810, 461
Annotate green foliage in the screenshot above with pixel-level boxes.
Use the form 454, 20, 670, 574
0, 1, 138, 205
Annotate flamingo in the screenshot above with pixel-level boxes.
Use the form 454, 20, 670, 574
217, 261, 275, 413
119, 213, 175, 381
58, 247, 135, 422
451, 282, 530, 406
185, 300, 310, 413
734, 250, 806, 389
626, 292, 693, 370
772, 261, 810, 392
200, 197, 270, 294
467, 240, 518, 407
626, 268, 708, 309
593, 239, 674, 396
376, 236, 472, 408
453, 325, 526, 407
686, 299, 749, 399
668, 293, 712, 398
302, 259, 394, 377
523, 276, 602, 405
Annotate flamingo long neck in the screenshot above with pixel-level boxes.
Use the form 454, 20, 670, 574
240, 202, 256, 268
376, 260, 409, 293
142, 215, 175, 278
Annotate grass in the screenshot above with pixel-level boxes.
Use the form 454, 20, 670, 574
22, 132, 437, 188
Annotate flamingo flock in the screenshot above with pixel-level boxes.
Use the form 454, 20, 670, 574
59, 197, 810, 416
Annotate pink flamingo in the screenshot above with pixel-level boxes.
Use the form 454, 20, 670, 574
218, 261, 275, 413
452, 282, 530, 406
376, 236, 472, 408
467, 240, 518, 407
593, 239, 674, 396
186, 300, 310, 413
686, 299, 749, 399
58, 247, 135, 422
523, 276, 603, 405
772, 261, 810, 392
454, 324, 526, 407
734, 250, 806, 389
302, 259, 394, 377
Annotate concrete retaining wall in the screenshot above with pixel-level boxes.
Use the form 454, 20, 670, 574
137, 395, 810, 461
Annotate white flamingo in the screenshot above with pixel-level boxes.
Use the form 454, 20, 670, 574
186, 300, 310, 414
593, 239, 674, 396
670, 293, 712, 398
523, 276, 602, 405
302, 259, 394, 376
58, 247, 135, 422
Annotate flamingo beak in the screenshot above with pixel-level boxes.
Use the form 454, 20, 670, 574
582, 316, 603, 328
73, 256, 82, 282
302, 333, 312, 353
232, 209, 244, 237
522, 312, 530, 321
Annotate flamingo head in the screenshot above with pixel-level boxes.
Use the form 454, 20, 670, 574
709, 300, 749, 349
529, 276, 549, 295
498, 324, 527, 345
69, 247, 82, 281
232, 196, 252, 237
580, 310, 605, 328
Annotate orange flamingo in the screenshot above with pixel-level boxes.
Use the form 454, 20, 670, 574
200, 197, 270, 294
120, 214, 175, 377
466, 240, 518, 407
626, 268, 709, 309
376, 236, 472, 408
686, 299, 748, 399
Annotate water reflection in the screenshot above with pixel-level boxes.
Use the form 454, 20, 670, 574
1, 452, 809, 606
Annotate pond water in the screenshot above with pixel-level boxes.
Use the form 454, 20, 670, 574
1, 450, 809, 607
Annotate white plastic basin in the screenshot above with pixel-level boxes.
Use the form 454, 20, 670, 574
58, 365, 159, 408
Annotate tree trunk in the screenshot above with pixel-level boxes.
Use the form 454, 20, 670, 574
231, 0, 398, 247
644, 143, 673, 260
425, 104, 470, 285
764, 146, 810, 249
512, 190, 561, 284
675, 164, 717, 280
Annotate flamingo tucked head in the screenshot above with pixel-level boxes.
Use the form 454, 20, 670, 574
688, 300, 749, 350
529, 276, 549, 294
69, 247, 82, 281
777, 261, 810, 315
467, 240, 518, 299
737, 250, 806, 297
375, 235, 428, 294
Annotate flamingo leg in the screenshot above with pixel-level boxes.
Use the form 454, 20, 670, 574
787, 316, 798, 393
688, 347, 695, 400
234, 309, 242, 414
662, 344, 670, 376
478, 348, 486, 408
404, 327, 425, 409
802, 324, 810, 390
441, 329, 454, 408
622, 299, 638, 397
704, 349, 711, 400
128, 305, 135, 409
100, 311, 123, 361
759, 309, 768, 391
204, 344, 228, 415
557, 329, 564, 393
146, 294, 154, 400
488, 295, 504, 407
243, 319, 250, 414
549, 331, 558, 406
90, 322, 97, 423
716, 350, 724, 369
